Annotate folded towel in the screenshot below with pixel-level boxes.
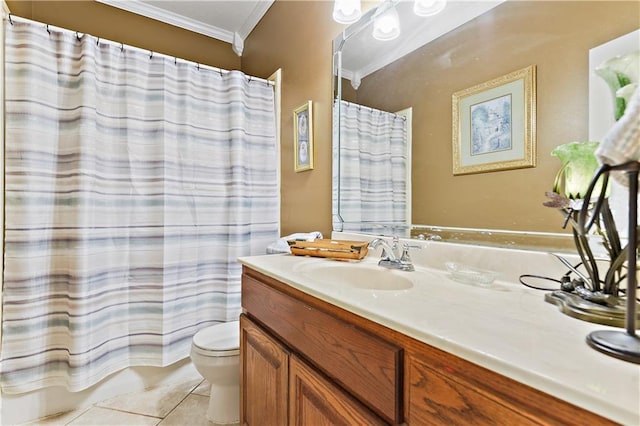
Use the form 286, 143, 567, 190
595, 87, 640, 186
266, 231, 323, 254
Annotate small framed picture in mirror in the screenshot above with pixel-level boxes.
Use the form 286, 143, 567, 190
293, 101, 314, 172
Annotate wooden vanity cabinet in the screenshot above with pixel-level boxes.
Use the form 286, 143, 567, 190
240, 266, 616, 426
240, 268, 401, 425
240, 314, 384, 426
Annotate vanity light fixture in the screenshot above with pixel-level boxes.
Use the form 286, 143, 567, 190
372, 5, 401, 41
333, 0, 362, 24
333, 0, 448, 42
413, 0, 447, 17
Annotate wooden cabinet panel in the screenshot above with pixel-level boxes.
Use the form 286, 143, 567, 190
242, 273, 402, 424
407, 353, 537, 425
406, 349, 615, 426
240, 314, 289, 426
289, 354, 386, 426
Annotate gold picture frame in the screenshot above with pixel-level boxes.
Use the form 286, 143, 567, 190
293, 101, 314, 172
452, 65, 536, 175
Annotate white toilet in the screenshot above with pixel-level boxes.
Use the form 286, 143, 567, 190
190, 320, 240, 425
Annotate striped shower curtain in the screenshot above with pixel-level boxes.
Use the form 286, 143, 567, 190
0, 18, 279, 393
334, 100, 408, 234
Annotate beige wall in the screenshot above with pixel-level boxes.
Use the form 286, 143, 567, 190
5, 0, 240, 70
242, 1, 343, 237
353, 1, 640, 233
245, 1, 638, 237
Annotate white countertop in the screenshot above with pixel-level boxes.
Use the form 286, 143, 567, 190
239, 238, 640, 425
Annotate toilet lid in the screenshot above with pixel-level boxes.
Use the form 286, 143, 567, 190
193, 320, 239, 353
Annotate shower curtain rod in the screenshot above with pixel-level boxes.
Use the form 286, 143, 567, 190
5, 13, 274, 86
340, 99, 406, 121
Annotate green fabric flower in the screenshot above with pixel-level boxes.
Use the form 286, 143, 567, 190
551, 141, 602, 200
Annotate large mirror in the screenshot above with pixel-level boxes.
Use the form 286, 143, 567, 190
332, 0, 640, 248
332, 0, 503, 237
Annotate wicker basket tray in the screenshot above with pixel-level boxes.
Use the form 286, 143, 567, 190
287, 239, 369, 260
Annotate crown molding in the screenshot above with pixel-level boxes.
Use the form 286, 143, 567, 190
96, 0, 234, 43
237, 0, 274, 40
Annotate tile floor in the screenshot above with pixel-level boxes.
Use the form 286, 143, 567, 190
24, 379, 234, 426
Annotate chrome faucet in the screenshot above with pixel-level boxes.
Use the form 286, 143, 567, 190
369, 237, 418, 272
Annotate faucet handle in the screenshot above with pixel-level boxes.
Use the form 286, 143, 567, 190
402, 242, 422, 250
400, 243, 421, 263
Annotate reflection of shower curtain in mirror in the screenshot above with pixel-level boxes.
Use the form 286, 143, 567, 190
335, 100, 408, 234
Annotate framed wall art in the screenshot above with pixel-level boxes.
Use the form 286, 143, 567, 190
293, 101, 314, 172
452, 65, 537, 175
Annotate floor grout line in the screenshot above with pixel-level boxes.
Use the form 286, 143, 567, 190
156, 382, 202, 424
84, 406, 164, 420
58, 378, 206, 426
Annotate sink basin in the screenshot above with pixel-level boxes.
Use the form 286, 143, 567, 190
293, 260, 414, 290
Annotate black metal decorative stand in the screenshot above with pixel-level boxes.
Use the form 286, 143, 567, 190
586, 162, 640, 363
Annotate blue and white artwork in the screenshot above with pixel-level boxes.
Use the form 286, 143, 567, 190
470, 94, 512, 155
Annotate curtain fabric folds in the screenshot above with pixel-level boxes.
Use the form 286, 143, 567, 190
334, 100, 408, 234
0, 19, 279, 393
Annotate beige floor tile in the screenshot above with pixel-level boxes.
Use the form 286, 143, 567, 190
95, 379, 201, 418
191, 380, 211, 397
66, 407, 159, 426
157, 394, 216, 426
23, 407, 90, 426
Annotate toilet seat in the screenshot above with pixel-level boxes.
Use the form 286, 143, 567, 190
192, 320, 240, 357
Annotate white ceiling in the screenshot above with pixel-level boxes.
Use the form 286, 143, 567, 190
97, 0, 504, 75
338, 0, 505, 88
97, 0, 275, 56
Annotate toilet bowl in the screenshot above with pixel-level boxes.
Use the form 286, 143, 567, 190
190, 320, 240, 425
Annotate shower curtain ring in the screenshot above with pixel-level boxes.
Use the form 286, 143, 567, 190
120, 43, 124, 52
149, 51, 153, 59
75, 32, 81, 41
8, 13, 13, 25
46, 24, 51, 35
96, 37, 100, 46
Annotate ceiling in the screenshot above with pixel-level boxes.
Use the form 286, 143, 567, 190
97, 0, 504, 72
96, 0, 275, 56
338, 0, 505, 88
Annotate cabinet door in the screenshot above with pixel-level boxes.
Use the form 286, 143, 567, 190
289, 354, 386, 426
240, 314, 289, 426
